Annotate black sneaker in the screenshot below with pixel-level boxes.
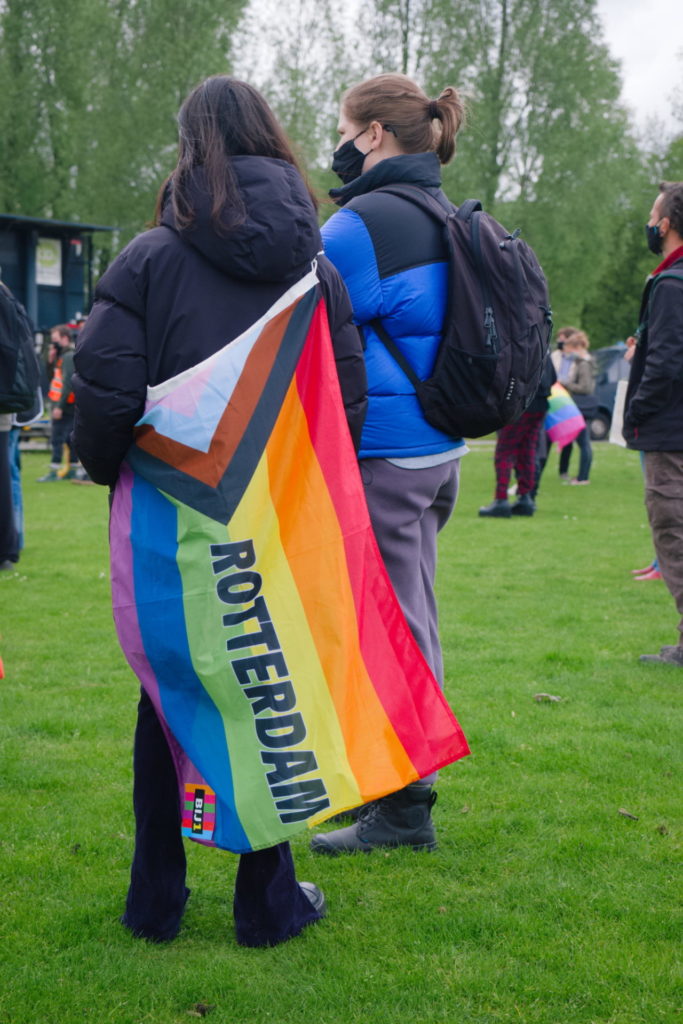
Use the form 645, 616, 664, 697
511, 493, 535, 516
478, 499, 511, 518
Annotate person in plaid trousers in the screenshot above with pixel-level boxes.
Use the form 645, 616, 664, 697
479, 355, 555, 518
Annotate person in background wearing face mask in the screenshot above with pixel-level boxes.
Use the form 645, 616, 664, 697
624, 181, 683, 666
310, 74, 467, 856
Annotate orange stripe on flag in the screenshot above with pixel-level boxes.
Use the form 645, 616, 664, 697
265, 380, 413, 796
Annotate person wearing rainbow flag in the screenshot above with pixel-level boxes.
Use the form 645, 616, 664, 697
72, 76, 368, 947
312, 73, 469, 855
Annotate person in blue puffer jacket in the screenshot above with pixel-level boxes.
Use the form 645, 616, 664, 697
311, 73, 467, 857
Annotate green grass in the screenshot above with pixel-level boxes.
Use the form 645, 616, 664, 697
0, 445, 680, 1024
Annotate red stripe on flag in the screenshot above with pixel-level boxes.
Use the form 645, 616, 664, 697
294, 300, 469, 774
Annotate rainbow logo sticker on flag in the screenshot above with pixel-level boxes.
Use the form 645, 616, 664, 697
182, 783, 217, 842
109, 268, 469, 854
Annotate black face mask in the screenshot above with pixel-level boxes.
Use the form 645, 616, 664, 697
332, 130, 370, 185
646, 221, 664, 255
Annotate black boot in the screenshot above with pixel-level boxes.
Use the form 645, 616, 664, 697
310, 783, 437, 855
327, 802, 368, 824
510, 493, 535, 516
478, 498, 511, 518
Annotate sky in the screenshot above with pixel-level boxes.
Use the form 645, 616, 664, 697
596, 0, 682, 131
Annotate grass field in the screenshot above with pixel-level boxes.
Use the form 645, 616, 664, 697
0, 444, 680, 1024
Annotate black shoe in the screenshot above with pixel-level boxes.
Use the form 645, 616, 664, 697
639, 646, 683, 666
478, 499, 511, 518
121, 886, 191, 943
511, 493, 535, 516
299, 881, 327, 916
327, 802, 369, 824
310, 784, 437, 855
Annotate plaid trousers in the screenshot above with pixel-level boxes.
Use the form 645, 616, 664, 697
493, 411, 545, 500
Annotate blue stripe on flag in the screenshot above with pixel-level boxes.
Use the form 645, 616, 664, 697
131, 473, 251, 851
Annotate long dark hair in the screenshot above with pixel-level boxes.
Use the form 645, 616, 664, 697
154, 75, 317, 231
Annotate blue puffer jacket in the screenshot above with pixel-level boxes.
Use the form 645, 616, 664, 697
323, 152, 464, 459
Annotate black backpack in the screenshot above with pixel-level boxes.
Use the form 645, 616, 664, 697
0, 282, 41, 414
371, 185, 553, 438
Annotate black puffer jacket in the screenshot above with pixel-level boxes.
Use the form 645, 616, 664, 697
624, 251, 683, 451
73, 157, 367, 485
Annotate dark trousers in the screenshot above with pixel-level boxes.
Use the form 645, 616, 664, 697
493, 411, 545, 499
558, 425, 592, 481
50, 407, 77, 467
0, 430, 19, 563
122, 689, 321, 946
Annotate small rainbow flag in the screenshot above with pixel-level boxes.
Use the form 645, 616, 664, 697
109, 269, 469, 853
544, 383, 586, 449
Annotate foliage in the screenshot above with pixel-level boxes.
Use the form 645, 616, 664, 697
235, 0, 663, 335
1, 0, 680, 330
0, 0, 247, 252
0, 444, 680, 1024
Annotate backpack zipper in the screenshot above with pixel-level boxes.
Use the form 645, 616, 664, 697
471, 212, 499, 353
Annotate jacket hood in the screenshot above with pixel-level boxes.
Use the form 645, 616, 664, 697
161, 156, 321, 283
329, 152, 442, 207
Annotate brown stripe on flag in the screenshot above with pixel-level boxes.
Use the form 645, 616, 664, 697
134, 302, 295, 486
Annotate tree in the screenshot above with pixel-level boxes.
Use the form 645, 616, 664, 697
0, 0, 247, 248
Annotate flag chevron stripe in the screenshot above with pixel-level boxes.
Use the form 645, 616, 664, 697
138, 318, 265, 452
134, 301, 295, 478
143, 266, 319, 403
124, 287, 320, 524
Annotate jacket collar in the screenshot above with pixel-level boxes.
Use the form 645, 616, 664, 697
329, 152, 442, 207
652, 245, 683, 276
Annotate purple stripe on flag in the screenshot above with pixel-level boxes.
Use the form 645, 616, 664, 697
110, 464, 163, 709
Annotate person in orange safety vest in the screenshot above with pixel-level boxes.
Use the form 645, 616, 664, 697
37, 325, 79, 481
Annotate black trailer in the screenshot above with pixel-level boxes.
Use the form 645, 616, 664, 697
0, 213, 113, 333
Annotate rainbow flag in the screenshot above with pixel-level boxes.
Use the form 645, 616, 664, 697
109, 269, 469, 854
545, 383, 586, 449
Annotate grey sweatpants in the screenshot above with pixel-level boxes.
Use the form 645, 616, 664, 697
644, 450, 683, 645
361, 457, 460, 783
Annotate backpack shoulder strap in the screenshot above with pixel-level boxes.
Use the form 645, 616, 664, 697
374, 183, 456, 221
455, 198, 483, 221
369, 318, 423, 391
650, 271, 683, 288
